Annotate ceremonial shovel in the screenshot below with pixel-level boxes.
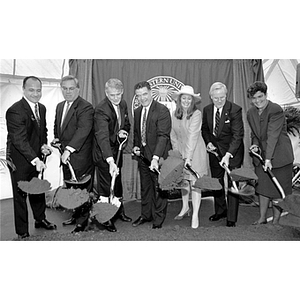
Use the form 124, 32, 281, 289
249, 148, 300, 220
91, 132, 129, 223
18, 154, 51, 194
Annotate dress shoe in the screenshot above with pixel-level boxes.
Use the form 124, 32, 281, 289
35, 219, 57, 230
209, 211, 227, 222
71, 224, 85, 233
62, 217, 76, 226
226, 220, 236, 227
132, 216, 150, 227
152, 224, 162, 229
118, 213, 132, 222
18, 233, 30, 239
174, 208, 191, 220
102, 220, 117, 232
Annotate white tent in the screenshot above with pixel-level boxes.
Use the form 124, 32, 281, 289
0, 59, 69, 199
1, 59, 299, 200
263, 59, 300, 108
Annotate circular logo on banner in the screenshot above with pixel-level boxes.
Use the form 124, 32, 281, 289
132, 76, 184, 117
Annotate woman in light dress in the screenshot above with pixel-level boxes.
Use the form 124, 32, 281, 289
171, 85, 208, 228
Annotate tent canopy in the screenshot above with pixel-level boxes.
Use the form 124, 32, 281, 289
263, 59, 300, 107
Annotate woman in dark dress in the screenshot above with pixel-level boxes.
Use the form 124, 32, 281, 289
246, 81, 294, 225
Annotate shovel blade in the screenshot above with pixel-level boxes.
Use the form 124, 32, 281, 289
275, 193, 300, 218
91, 202, 119, 223
193, 176, 222, 190
18, 177, 51, 194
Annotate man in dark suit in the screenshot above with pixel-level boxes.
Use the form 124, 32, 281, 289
202, 82, 244, 227
6, 76, 56, 239
93, 78, 132, 232
132, 81, 172, 229
53, 75, 94, 233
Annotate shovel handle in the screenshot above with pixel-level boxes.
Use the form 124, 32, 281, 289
249, 147, 286, 199
132, 151, 160, 174
38, 154, 48, 180
51, 140, 78, 182
185, 164, 200, 179
208, 149, 239, 193
116, 132, 128, 166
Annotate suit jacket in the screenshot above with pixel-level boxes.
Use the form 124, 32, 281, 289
202, 100, 244, 168
6, 97, 47, 180
93, 97, 130, 165
134, 100, 172, 162
247, 100, 294, 168
54, 96, 94, 172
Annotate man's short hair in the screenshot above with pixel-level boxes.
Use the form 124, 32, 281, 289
23, 76, 42, 88
105, 78, 123, 91
60, 75, 80, 88
209, 82, 227, 96
134, 81, 151, 92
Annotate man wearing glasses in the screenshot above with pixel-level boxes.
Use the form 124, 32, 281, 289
53, 75, 94, 232
202, 82, 244, 227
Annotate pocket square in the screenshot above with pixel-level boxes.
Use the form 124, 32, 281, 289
225, 120, 230, 123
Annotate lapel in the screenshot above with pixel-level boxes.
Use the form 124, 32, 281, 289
251, 108, 261, 138
136, 105, 143, 136
21, 98, 40, 133
217, 100, 231, 135
106, 97, 119, 131
207, 104, 214, 133
56, 101, 64, 136
146, 100, 156, 129
60, 97, 79, 133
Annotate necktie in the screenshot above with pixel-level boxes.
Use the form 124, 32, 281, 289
61, 101, 71, 128
35, 103, 40, 127
214, 108, 220, 136
141, 108, 147, 146
117, 105, 121, 128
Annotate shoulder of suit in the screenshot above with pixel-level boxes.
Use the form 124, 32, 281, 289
227, 101, 242, 112
7, 98, 24, 111
267, 100, 282, 113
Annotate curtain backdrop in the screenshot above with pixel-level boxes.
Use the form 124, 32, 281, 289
70, 59, 264, 200
69, 59, 93, 104
233, 59, 265, 167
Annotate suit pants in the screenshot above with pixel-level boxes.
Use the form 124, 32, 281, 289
139, 160, 168, 226
209, 154, 240, 222
62, 163, 94, 226
10, 171, 46, 235
95, 158, 122, 198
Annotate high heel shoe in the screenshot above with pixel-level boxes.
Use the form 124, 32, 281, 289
174, 208, 191, 220
191, 217, 199, 229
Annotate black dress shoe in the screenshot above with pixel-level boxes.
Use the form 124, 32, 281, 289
62, 217, 76, 226
35, 219, 57, 230
118, 213, 132, 222
209, 211, 227, 222
226, 220, 236, 227
18, 233, 30, 239
71, 224, 85, 233
102, 220, 117, 232
132, 216, 150, 227
152, 224, 162, 229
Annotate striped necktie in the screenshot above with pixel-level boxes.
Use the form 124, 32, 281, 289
141, 107, 147, 146
35, 103, 40, 127
214, 108, 220, 136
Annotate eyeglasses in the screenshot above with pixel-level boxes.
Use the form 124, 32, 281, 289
212, 96, 226, 101
61, 87, 77, 92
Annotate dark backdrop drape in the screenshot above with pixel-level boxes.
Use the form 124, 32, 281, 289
69, 59, 264, 200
